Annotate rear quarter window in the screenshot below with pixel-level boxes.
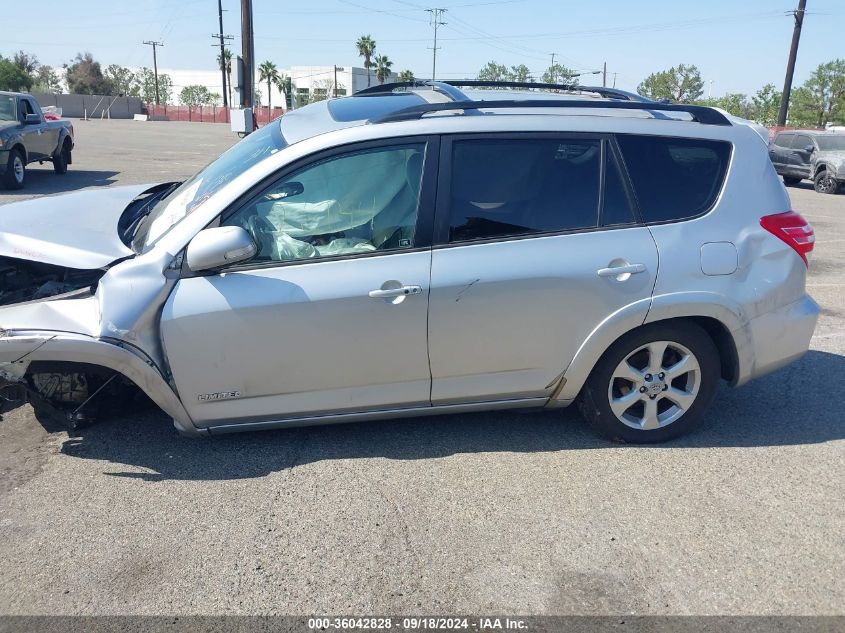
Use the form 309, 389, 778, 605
616, 135, 731, 223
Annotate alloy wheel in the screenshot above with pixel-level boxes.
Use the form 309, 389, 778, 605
607, 340, 701, 431
816, 174, 835, 194
13, 156, 24, 184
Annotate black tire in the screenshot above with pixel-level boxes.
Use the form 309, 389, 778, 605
814, 169, 838, 194
53, 140, 70, 174
2, 148, 25, 190
577, 321, 720, 443
782, 176, 802, 186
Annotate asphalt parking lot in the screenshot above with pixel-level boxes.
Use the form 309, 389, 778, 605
0, 119, 843, 616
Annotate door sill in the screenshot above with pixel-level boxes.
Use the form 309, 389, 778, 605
203, 397, 549, 435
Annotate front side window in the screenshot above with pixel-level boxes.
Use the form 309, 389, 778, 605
774, 133, 793, 148
816, 135, 845, 151
448, 138, 601, 242
224, 143, 425, 263
793, 135, 813, 150
617, 135, 731, 223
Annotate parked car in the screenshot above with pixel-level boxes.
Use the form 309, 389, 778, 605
768, 129, 845, 194
0, 91, 75, 190
0, 82, 818, 443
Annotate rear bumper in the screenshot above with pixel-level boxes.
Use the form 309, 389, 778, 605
738, 294, 819, 385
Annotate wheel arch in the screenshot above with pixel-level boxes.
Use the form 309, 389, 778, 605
10, 142, 27, 163
550, 295, 748, 404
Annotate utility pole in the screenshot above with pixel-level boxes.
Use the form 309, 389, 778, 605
612, 72, 617, 88
777, 0, 807, 127
602, 61, 607, 87
334, 65, 338, 98
212, 0, 233, 107
142, 40, 163, 105
241, 0, 255, 109
426, 8, 447, 82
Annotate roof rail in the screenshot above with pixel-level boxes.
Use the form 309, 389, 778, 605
441, 80, 650, 102
355, 80, 467, 101
369, 99, 732, 126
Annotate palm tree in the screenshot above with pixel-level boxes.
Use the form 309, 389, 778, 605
217, 49, 233, 105
397, 69, 415, 83
258, 60, 280, 110
273, 74, 290, 110
356, 35, 376, 87
374, 54, 393, 85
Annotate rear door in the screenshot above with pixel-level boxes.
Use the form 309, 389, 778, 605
426, 134, 658, 404
768, 133, 793, 173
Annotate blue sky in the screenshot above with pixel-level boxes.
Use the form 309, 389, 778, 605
4, 0, 844, 96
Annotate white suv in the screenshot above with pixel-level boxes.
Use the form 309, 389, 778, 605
0, 81, 819, 442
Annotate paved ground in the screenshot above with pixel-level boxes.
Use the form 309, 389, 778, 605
0, 120, 843, 616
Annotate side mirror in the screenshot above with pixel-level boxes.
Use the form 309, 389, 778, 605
24, 113, 40, 125
804, 144, 815, 153
186, 226, 257, 272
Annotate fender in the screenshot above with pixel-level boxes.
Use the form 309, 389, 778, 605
0, 330, 202, 436
56, 128, 73, 158
548, 291, 751, 406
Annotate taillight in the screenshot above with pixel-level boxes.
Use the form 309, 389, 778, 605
760, 211, 815, 266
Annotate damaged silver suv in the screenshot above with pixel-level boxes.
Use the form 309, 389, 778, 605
0, 81, 819, 442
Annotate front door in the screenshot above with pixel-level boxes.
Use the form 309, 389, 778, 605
160, 139, 437, 427
427, 134, 658, 404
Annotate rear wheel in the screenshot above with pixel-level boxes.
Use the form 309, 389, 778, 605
783, 176, 802, 186
577, 322, 720, 443
814, 169, 838, 194
52, 140, 70, 174
2, 148, 25, 190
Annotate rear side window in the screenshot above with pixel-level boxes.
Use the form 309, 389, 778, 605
774, 133, 793, 147
616, 135, 731, 223
447, 138, 602, 242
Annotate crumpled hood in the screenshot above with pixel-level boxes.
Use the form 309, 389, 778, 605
0, 184, 157, 269
818, 150, 845, 167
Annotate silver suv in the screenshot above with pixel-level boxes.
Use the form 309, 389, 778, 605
0, 82, 819, 443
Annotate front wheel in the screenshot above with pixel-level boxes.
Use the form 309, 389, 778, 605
2, 148, 25, 190
577, 322, 720, 443
814, 169, 838, 194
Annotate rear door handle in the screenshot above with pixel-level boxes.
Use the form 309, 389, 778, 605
368, 285, 422, 299
597, 263, 646, 279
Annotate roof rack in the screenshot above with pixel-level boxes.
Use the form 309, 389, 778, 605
369, 99, 732, 126
355, 80, 650, 102
441, 80, 650, 102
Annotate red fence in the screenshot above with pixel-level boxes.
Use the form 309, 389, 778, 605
144, 105, 285, 125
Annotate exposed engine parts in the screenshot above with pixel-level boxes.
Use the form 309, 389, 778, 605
0, 256, 104, 306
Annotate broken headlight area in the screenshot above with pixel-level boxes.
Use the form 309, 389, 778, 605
23, 362, 154, 430
0, 256, 105, 307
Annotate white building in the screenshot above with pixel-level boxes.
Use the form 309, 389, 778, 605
157, 65, 397, 108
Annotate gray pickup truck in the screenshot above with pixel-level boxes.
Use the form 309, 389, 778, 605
0, 91, 75, 190
768, 129, 845, 194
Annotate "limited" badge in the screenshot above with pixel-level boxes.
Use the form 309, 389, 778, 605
198, 391, 241, 402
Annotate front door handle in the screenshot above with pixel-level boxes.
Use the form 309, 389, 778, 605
368, 285, 422, 299
597, 263, 646, 280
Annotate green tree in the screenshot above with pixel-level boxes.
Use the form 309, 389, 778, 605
751, 83, 781, 127
32, 65, 62, 94
397, 69, 415, 83
542, 63, 577, 85
374, 54, 393, 84
477, 61, 510, 83
136, 67, 173, 104
274, 74, 292, 109
0, 57, 33, 91
509, 64, 532, 82
697, 93, 752, 118
789, 59, 845, 127
356, 35, 376, 87
218, 48, 233, 105
65, 52, 111, 94
637, 64, 704, 103
258, 60, 280, 109
12, 50, 39, 75
103, 64, 138, 96
179, 84, 219, 106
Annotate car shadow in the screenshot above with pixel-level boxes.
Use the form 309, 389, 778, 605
2, 168, 119, 197
34, 349, 845, 482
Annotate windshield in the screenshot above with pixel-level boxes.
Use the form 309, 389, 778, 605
132, 120, 287, 252
816, 135, 845, 151
0, 96, 16, 121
